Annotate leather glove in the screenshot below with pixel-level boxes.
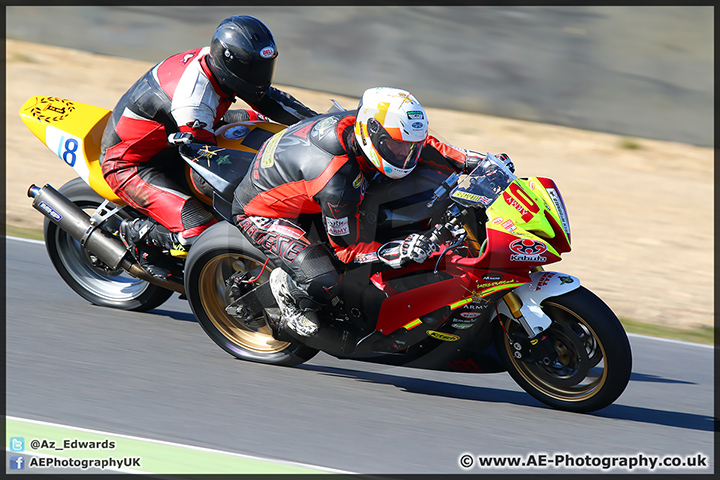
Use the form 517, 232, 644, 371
167, 132, 194, 146
464, 150, 515, 174
378, 234, 438, 269
403, 233, 437, 263
495, 153, 515, 173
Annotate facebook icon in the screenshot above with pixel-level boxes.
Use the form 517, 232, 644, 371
10, 455, 25, 470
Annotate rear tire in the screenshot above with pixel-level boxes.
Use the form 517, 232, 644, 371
495, 286, 632, 412
44, 178, 173, 312
184, 222, 318, 365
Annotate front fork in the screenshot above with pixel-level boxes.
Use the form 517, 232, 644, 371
496, 267, 581, 363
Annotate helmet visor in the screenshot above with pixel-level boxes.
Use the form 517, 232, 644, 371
368, 118, 423, 170
221, 50, 276, 92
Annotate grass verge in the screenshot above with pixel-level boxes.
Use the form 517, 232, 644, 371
620, 318, 714, 346
3, 225, 714, 346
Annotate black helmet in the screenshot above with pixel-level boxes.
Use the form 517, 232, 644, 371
207, 15, 277, 101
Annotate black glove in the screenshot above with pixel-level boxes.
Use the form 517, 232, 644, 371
378, 233, 438, 269
495, 153, 515, 173
167, 132, 194, 146
464, 150, 515, 174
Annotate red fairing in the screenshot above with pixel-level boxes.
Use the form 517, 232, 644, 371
374, 274, 473, 334
536, 176, 571, 249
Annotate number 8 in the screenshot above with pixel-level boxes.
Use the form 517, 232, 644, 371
58, 137, 79, 167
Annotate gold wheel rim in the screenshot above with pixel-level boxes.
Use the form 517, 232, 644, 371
198, 253, 290, 354
503, 302, 608, 402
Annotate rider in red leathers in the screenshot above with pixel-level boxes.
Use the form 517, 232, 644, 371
231, 87, 514, 338
100, 15, 318, 280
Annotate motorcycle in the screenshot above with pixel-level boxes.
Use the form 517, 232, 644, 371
21, 95, 632, 413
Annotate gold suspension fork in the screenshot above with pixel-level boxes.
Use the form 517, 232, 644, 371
502, 265, 546, 337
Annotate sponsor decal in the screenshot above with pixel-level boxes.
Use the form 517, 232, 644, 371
451, 190, 492, 205
492, 217, 504, 225
223, 125, 250, 140
534, 271, 555, 291
38, 201, 62, 222
406, 110, 425, 120
510, 238, 547, 255
426, 330, 460, 342
313, 116, 338, 137
195, 145, 224, 161
451, 323, 474, 330
182, 52, 196, 64
501, 219, 517, 232
267, 219, 306, 240
187, 119, 207, 130
326, 217, 350, 236
26, 96, 75, 123
259, 46, 276, 58
503, 191, 531, 219
482, 273, 504, 282
238, 216, 309, 264
528, 179, 536, 190
546, 188, 571, 235
459, 312, 481, 319
465, 302, 489, 310
559, 275, 575, 285
352, 172, 364, 189
355, 252, 379, 263
260, 131, 283, 168
326, 201, 348, 218
411, 121, 424, 129
510, 254, 547, 262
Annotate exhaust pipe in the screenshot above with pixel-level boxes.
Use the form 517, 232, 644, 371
28, 184, 185, 294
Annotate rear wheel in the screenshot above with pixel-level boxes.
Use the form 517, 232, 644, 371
185, 222, 318, 365
495, 286, 632, 412
44, 178, 173, 311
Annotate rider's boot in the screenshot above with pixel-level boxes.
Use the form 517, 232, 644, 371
268, 268, 321, 338
119, 218, 183, 282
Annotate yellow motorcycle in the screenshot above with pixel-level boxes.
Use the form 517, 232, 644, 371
20, 95, 283, 311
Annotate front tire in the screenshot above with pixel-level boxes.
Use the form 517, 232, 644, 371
44, 178, 173, 312
184, 222, 318, 366
495, 286, 632, 412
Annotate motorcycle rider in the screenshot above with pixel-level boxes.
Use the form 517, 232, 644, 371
232, 86, 514, 338
100, 15, 318, 281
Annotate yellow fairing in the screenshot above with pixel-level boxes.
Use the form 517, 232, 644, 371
19, 96, 125, 205
486, 177, 565, 258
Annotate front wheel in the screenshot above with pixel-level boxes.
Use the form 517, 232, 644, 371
44, 178, 173, 312
184, 222, 318, 366
495, 286, 632, 412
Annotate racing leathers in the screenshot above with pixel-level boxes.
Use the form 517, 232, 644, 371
231, 110, 482, 328
100, 46, 317, 244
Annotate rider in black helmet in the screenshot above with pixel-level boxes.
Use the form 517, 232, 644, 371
101, 15, 318, 281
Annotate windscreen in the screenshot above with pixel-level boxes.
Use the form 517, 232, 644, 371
450, 153, 517, 208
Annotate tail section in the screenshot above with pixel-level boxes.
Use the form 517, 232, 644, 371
19, 96, 124, 204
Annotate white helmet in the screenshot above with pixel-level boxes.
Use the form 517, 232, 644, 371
354, 87, 428, 179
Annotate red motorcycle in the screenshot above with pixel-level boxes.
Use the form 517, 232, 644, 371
20, 95, 631, 412
183, 139, 632, 413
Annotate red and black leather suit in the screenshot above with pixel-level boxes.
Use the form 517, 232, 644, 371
100, 46, 317, 241
232, 110, 473, 305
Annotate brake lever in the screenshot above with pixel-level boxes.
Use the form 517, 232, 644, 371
434, 233, 466, 274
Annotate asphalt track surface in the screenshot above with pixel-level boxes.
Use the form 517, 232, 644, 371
5, 237, 714, 475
